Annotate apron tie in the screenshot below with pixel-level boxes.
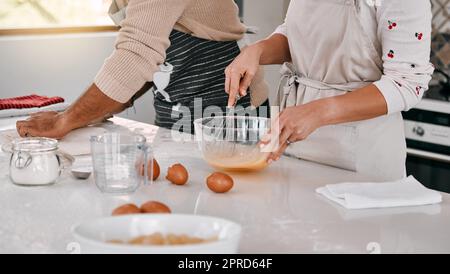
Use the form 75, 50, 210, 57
277, 62, 372, 110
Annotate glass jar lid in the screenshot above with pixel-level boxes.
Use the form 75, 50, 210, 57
12, 137, 58, 153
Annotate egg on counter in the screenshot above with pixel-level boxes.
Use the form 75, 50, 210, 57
138, 159, 161, 181
206, 172, 234, 193
166, 163, 189, 185
112, 204, 141, 216
140, 201, 171, 214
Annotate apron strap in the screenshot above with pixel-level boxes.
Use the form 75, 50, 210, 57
277, 63, 297, 109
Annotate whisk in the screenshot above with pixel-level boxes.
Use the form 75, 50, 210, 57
212, 95, 242, 157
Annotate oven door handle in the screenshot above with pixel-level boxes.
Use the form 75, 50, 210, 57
407, 148, 450, 163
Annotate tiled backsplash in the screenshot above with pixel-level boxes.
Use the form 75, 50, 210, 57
431, 0, 450, 73
432, 0, 450, 33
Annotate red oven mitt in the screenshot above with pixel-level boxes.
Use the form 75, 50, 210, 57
0, 94, 65, 110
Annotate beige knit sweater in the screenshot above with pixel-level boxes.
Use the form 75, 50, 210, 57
95, 0, 268, 106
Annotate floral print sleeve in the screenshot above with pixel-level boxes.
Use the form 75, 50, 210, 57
373, 0, 435, 114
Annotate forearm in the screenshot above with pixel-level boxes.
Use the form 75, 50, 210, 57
254, 34, 291, 65
61, 84, 126, 130
317, 84, 388, 126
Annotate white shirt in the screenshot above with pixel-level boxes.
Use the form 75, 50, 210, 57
275, 0, 434, 114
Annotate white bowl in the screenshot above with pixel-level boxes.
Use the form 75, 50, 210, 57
72, 214, 242, 254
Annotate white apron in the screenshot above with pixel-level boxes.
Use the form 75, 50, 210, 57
278, 0, 407, 181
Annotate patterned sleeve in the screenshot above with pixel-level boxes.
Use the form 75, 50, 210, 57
373, 0, 434, 114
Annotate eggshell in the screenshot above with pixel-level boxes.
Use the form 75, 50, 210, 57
166, 163, 189, 185
206, 172, 234, 193
140, 201, 171, 214
112, 204, 141, 216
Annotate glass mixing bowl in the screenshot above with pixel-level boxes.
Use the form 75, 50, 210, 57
194, 116, 270, 171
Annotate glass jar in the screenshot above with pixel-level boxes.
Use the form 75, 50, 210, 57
3, 138, 73, 186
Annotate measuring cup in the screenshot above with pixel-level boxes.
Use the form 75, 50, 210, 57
90, 133, 153, 194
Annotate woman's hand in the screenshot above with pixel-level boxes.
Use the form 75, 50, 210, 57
224, 34, 291, 107
16, 111, 74, 140
225, 44, 263, 106
262, 101, 329, 162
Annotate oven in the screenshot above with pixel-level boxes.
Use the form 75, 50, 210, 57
403, 76, 450, 193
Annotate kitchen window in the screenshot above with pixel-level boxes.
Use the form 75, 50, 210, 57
0, 0, 117, 35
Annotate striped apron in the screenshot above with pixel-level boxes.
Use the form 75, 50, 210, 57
152, 30, 269, 133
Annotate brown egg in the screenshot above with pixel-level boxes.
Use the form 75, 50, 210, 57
138, 159, 161, 181
140, 201, 171, 214
112, 204, 141, 216
206, 172, 234, 193
166, 163, 189, 185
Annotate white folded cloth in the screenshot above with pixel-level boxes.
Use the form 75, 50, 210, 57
0, 103, 69, 119
316, 176, 442, 209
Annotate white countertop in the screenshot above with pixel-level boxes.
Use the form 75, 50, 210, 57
1, 117, 449, 254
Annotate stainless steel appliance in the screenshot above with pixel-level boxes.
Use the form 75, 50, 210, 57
403, 70, 450, 193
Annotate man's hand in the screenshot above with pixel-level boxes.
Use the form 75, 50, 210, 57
15, 82, 151, 139
15, 83, 136, 139
16, 111, 73, 139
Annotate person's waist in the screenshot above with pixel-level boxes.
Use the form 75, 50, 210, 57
295, 76, 371, 91
173, 22, 245, 42
280, 63, 374, 91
